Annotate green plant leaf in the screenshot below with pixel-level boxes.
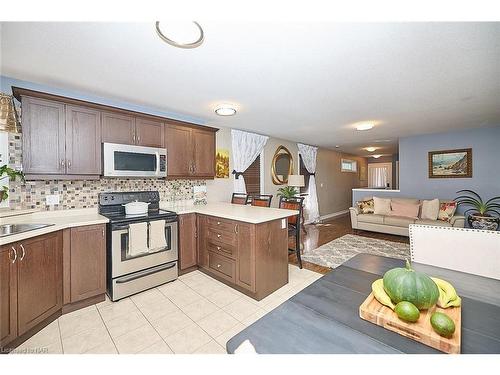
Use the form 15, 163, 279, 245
485, 196, 500, 205
455, 189, 483, 203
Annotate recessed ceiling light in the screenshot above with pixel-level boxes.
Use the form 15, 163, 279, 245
356, 123, 374, 131
215, 104, 237, 116
365, 147, 376, 152
155, 21, 204, 49
372, 154, 382, 158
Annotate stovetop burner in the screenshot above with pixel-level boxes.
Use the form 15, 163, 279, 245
98, 191, 177, 224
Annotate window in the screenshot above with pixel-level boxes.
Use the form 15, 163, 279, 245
341, 158, 357, 173
242, 155, 261, 196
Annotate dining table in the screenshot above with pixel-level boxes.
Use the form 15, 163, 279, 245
226, 253, 500, 354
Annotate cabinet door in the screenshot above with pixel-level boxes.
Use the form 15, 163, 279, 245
166, 124, 192, 177
179, 214, 197, 270
22, 97, 66, 174
69, 225, 106, 303
0, 245, 17, 348
136, 117, 165, 148
101, 111, 135, 145
197, 216, 209, 269
17, 232, 62, 336
65, 105, 102, 175
236, 223, 256, 292
192, 129, 216, 177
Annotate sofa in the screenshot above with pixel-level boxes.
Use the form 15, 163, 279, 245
349, 197, 465, 236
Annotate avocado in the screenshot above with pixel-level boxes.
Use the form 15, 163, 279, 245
430, 312, 456, 338
395, 301, 420, 323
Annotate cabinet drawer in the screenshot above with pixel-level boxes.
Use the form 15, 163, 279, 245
207, 228, 237, 247
208, 252, 235, 282
207, 241, 236, 260
207, 217, 237, 234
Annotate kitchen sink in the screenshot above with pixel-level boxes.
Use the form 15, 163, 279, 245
0, 223, 54, 238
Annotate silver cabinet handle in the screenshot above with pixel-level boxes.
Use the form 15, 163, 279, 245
217, 234, 222, 238
234, 224, 238, 234
132, 134, 136, 143
216, 246, 221, 250
9, 246, 17, 264
102, 228, 105, 238
217, 264, 221, 268
19, 244, 26, 261
67, 160, 71, 169
60, 159, 65, 169
217, 221, 221, 225
137, 136, 141, 143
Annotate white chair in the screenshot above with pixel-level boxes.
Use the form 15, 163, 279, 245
409, 224, 500, 280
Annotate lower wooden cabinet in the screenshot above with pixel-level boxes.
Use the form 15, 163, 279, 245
64, 225, 106, 304
0, 245, 17, 348
179, 214, 198, 270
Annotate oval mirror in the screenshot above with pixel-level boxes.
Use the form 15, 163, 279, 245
271, 145, 294, 185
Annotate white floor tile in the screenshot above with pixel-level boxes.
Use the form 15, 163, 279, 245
181, 298, 219, 322
240, 309, 268, 326
112, 323, 163, 354
164, 324, 212, 354
104, 309, 149, 339
59, 309, 104, 339
83, 337, 117, 354
223, 298, 263, 321
197, 310, 239, 337
214, 323, 246, 347
97, 298, 139, 322
205, 288, 242, 308
193, 339, 226, 354
150, 310, 194, 339
138, 340, 173, 354
62, 325, 112, 354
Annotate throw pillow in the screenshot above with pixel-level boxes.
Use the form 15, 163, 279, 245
389, 201, 420, 219
420, 198, 440, 220
438, 201, 458, 222
373, 197, 392, 215
357, 198, 374, 214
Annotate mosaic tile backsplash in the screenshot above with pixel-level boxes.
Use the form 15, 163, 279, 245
7, 133, 206, 210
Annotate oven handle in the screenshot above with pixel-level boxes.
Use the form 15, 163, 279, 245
115, 263, 177, 284
155, 151, 160, 176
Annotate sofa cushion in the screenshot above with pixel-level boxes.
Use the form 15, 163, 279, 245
438, 201, 458, 222
421, 198, 440, 220
391, 197, 420, 206
373, 197, 392, 215
356, 198, 374, 214
358, 214, 385, 224
415, 219, 452, 227
384, 215, 416, 227
389, 201, 420, 219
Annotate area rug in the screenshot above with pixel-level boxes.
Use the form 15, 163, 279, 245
301, 234, 410, 269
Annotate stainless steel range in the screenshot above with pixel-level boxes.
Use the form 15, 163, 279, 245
98, 191, 178, 301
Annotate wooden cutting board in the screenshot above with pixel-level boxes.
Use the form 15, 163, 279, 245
359, 293, 461, 354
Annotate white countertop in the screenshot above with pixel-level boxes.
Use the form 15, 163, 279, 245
160, 201, 298, 224
0, 208, 109, 245
0, 208, 40, 218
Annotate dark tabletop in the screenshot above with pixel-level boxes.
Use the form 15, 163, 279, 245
226, 254, 500, 354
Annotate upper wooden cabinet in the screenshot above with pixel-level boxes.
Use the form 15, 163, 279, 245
101, 112, 136, 145
165, 123, 216, 179
21, 97, 102, 178
22, 97, 66, 175
135, 117, 165, 148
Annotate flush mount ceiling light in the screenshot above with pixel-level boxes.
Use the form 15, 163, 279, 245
155, 21, 204, 49
372, 154, 382, 158
365, 147, 377, 152
214, 104, 237, 116
356, 123, 374, 131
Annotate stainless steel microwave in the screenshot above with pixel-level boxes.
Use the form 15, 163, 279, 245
103, 143, 167, 178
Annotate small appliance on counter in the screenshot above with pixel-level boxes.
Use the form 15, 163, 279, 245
98, 191, 178, 301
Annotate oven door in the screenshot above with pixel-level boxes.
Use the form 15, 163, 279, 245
111, 220, 178, 278
103, 142, 167, 178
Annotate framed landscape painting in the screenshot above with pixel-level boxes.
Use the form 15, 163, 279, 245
428, 148, 472, 178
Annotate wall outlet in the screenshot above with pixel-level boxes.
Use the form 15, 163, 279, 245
46, 194, 60, 206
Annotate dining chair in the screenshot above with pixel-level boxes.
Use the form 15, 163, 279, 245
279, 196, 305, 269
231, 193, 249, 205
250, 194, 273, 207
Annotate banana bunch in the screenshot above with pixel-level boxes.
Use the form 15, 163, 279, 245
372, 279, 395, 310
431, 277, 461, 308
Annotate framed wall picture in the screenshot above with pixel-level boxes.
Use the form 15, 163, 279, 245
428, 148, 472, 178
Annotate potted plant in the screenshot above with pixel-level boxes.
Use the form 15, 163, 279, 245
0, 165, 25, 203
455, 189, 500, 231
277, 186, 298, 199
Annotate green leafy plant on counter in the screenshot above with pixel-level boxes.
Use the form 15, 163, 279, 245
0, 165, 25, 202
277, 186, 298, 199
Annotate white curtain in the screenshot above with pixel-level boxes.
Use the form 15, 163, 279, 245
231, 129, 269, 193
368, 165, 388, 188
297, 143, 320, 224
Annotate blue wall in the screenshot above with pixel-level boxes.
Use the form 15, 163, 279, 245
0, 75, 207, 125
353, 125, 500, 213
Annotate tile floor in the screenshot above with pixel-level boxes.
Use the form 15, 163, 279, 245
11, 265, 322, 354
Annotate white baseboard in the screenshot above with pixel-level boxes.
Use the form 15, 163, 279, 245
319, 210, 349, 221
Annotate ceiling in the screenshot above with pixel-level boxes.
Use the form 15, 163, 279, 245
1, 22, 500, 156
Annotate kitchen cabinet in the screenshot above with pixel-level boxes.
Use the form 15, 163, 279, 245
101, 111, 136, 145
22, 97, 66, 175
0, 245, 17, 348
135, 117, 165, 148
21, 97, 102, 178
165, 123, 216, 179
179, 214, 198, 270
197, 215, 288, 299
102, 112, 165, 148
65, 225, 106, 304
65, 105, 102, 175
